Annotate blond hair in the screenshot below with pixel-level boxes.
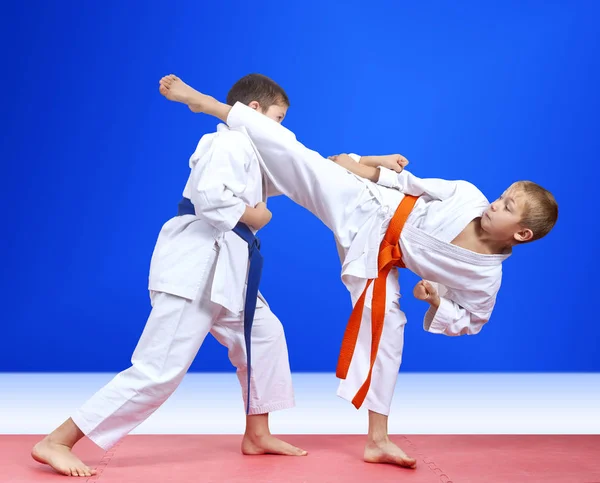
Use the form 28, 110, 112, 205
513, 181, 558, 242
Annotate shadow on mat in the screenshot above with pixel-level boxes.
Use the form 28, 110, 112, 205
105, 438, 367, 469
109, 441, 247, 468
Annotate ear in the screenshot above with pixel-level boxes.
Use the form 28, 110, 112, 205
514, 228, 534, 243
248, 101, 260, 111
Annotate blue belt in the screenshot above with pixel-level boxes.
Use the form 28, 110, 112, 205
177, 197, 262, 414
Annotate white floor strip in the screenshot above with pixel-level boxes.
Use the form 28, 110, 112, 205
1, 373, 598, 435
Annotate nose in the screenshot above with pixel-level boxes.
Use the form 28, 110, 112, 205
490, 201, 498, 212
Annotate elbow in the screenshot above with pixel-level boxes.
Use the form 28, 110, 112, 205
193, 197, 246, 233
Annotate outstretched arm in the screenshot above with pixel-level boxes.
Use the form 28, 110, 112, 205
359, 154, 409, 172
327, 154, 382, 182
328, 153, 409, 182
332, 153, 469, 201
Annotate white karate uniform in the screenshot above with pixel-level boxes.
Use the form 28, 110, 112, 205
72, 124, 294, 450
225, 102, 510, 415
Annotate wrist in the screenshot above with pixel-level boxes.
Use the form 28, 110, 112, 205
428, 294, 441, 309
240, 205, 257, 226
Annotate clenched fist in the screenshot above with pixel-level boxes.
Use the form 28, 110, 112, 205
372, 154, 409, 173
413, 280, 440, 307
253, 202, 272, 230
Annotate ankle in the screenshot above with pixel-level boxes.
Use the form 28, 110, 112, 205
197, 94, 214, 113
44, 434, 72, 449
245, 413, 271, 439
45, 420, 84, 449
368, 433, 390, 445
367, 410, 390, 445
245, 431, 271, 442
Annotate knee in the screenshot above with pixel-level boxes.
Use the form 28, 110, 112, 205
253, 316, 286, 342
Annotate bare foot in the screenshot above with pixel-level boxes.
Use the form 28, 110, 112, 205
364, 438, 417, 469
32, 436, 97, 477
242, 433, 308, 456
158, 74, 210, 112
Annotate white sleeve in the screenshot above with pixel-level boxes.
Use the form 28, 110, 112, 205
422, 283, 493, 336
377, 167, 405, 189
347, 156, 459, 199
377, 169, 466, 201
189, 134, 249, 232
423, 297, 489, 336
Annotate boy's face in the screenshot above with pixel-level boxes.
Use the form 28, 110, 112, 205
481, 185, 533, 243
248, 101, 288, 124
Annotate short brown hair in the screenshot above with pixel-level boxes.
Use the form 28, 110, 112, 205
226, 74, 290, 110
513, 181, 558, 242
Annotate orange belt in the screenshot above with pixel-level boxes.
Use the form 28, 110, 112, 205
336, 195, 419, 409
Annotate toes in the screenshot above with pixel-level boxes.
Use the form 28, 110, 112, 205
290, 446, 308, 456
395, 456, 417, 468
283, 444, 307, 456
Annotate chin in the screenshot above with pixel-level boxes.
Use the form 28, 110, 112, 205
481, 215, 491, 230
482, 223, 498, 237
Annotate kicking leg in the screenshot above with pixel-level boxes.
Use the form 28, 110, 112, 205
211, 296, 307, 456
159, 75, 383, 249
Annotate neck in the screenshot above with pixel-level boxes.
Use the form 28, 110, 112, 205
475, 218, 513, 254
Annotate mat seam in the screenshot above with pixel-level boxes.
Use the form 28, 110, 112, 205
401, 436, 454, 483
86, 441, 122, 482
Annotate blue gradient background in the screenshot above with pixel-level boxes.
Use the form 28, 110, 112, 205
1, 1, 598, 373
